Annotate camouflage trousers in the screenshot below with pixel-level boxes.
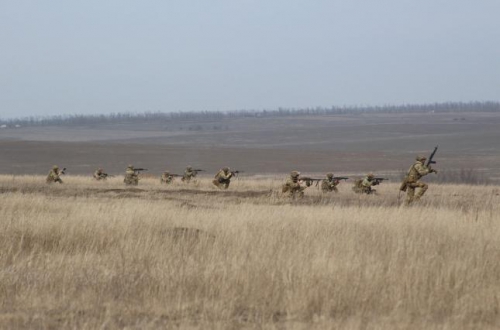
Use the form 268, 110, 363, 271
213, 178, 230, 189
405, 181, 428, 205
46, 176, 63, 184
124, 175, 139, 186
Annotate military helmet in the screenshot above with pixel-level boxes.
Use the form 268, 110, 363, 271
367, 173, 375, 178
164, 170, 170, 174
222, 167, 229, 172
52, 165, 59, 170
291, 171, 300, 178
187, 166, 192, 170
416, 155, 427, 161
327, 173, 334, 178
127, 164, 133, 169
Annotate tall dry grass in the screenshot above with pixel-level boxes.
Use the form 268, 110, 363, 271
1, 175, 500, 329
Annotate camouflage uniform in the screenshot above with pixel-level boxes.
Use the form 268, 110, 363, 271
352, 173, 378, 194
182, 166, 197, 183
213, 167, 233, 189
161, 171, 173, 184
321, 173, 339, 193
46, 165, 63, 184
282, 171, 306, 199
124, 165, 139, 186
93, 168, 107, 181
404, 155, 436, 205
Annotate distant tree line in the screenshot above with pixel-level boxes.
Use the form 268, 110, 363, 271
1, 101, 499, 127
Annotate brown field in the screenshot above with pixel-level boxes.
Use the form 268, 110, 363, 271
1, 112, 500, 181
1, 175, 500, 329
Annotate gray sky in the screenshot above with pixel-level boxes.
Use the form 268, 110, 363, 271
1, 0, 499, 119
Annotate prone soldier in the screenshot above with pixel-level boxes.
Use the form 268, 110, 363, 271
213, 167, 233, 189
46, 165, 64, 184
401, 155, 437, 205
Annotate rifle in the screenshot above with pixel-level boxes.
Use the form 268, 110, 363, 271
426, 145, 438, 171
60, 167, 67, 175
333, 177, 349, 181
101, 173, 115, 178
231, 170, 244, 177
373, 178, 389, 185
193, 169, 204, 172
133, 168, 148, 172
299, 177, 322, 187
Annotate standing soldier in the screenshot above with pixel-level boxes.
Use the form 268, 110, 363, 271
321, 173, 339, 193
401, 155, 437, 205
352, 173, 378, 194
46, 165, 64, 184
93, 168, 108, 181
161, 171, 174, 184
182, 166, 197, 183
213, 167, 233, 189
124, 165, 139, 186
282, 171, 307, 199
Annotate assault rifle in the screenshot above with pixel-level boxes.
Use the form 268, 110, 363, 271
333, 177, 349, 181
60, 167, 67, 175
193, 169, 204, 172
133, 168, 148, 172
101, 173, 114, 178
373, 177, 388, 184
426, 145, 438, 169
231, 170, 244, 177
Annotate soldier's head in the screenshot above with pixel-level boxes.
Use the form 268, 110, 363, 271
127, 164, 133, 169
164, 171, 170, 175
367, 173, 375, 180
416, 155, 427, 162
52, 165, 59, 170
98, 168, 103, 172
187, 166, 192, 171
327, 173, 334, 179
222, 167, 229, 172
291, 171, 300, 179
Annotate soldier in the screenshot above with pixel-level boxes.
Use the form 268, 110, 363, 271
282, 171, 306, 199
321, 173, 339, 193
213, 167, 233, 189
182, 166, 197, 183
352, 173, 378, 194
160, 171, 174, 184
46, 165, 64, 184
93, 168, 108, 181
402, 155, 437, 205
124, 165, 139, 186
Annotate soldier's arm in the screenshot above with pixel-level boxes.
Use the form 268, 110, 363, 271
414, 163, 431, 175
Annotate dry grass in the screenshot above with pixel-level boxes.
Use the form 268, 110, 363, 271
1, 175, 500, 329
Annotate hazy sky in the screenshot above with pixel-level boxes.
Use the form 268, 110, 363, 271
1, 1, 499, 118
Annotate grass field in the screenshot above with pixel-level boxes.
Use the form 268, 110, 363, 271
1, 175, 500, 329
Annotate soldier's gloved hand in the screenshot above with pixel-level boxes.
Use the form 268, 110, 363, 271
431, 169, 438, 174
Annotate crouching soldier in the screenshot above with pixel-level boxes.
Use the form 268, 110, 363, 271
124, 165, 139, 186
321, 173, 339, 193
352, 173, 378, 194
93, 168, 109, 181
182, 166, 197, 183
213, 167, 233, 189
46, 165, 64, 184
282, 171, 306, 199
161, 171, 174, 184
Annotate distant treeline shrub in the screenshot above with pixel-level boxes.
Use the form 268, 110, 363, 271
1, 101, 499, 127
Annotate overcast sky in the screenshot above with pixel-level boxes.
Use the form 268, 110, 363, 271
1, 1, 499, 119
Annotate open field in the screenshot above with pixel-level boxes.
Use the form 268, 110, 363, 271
1, 111, 500, 181
1, 175, 500, 329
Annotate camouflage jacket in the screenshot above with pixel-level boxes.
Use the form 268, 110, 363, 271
183, 170, 197, 180
407, 161, 431, 182
361, 177, 376, 188
321, 178, 339, 190
215, 170, 233, 182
